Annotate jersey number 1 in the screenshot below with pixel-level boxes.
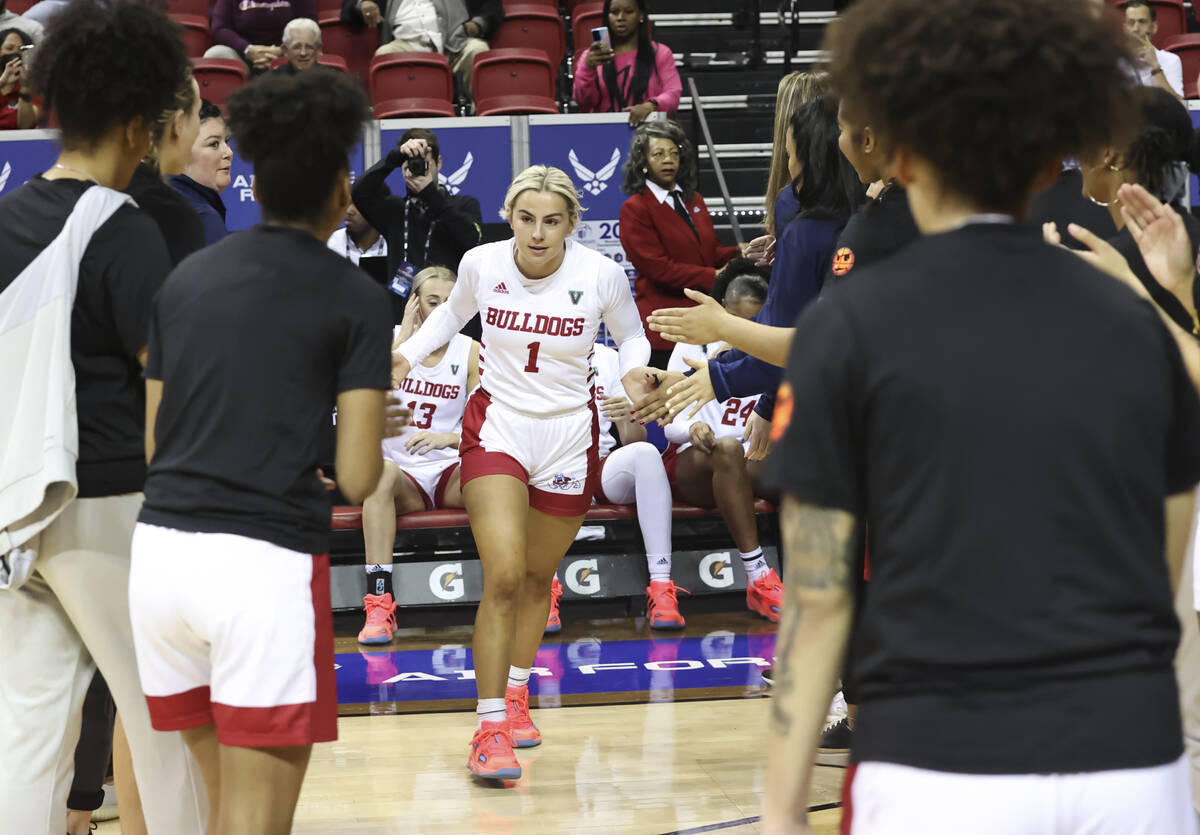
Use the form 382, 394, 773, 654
524, 341, 541, 373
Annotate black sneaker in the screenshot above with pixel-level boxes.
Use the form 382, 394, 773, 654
760, 666, 773, 685
815, 716, 851, 767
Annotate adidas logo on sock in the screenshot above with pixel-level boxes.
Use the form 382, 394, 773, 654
493, 282, 509, 294
655, 558, 669, 565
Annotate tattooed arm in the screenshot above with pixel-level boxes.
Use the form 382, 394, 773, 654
763, 494, 860, 835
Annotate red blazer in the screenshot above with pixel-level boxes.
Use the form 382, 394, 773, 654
619, 188, 741, 351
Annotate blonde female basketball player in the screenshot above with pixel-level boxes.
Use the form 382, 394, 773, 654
394, 166, 651, 781
358, 266, 481, 645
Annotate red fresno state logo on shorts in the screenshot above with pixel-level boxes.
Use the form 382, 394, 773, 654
831, 247, 855, 276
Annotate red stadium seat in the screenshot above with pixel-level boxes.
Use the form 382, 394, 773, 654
368, 51, 454, 109
475, 94, 559, 115
1110, 0, 1186, 48
267, 53, 350, 72
505, 0, 557, 9
166, 0, 212, 18
318, 16, 378, 83
5, 0, 34, 12
189, 57, 245, 108
490, 6, 565, 69
473, 47, 555, 108
571, 3, 603, 57
316, 0, 343, 19
565, 0, 593, 15
373, 96, 456, 117
171, 13, 212, 58
1163, 34, 1200, 97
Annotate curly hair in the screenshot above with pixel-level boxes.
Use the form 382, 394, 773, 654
226, 70, 367, 223
198, 98, 222, 123
825, 0, 1137, 215
620, 119, 697, 198
1124, 87, 1192, 201
711, 256, 770, 305
31, 0, 191, 150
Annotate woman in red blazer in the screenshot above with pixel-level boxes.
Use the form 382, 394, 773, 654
619, 120, 744, 366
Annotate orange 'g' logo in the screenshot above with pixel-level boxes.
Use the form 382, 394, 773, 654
831, 247, 855, 276
770, 382, 794, 443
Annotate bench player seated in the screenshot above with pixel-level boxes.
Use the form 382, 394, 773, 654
358, 266, 480, 644
663, 271, 783, 622
546, 340, 686, 633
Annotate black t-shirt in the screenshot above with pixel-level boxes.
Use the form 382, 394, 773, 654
0, 177, 173, 497
1027, 168, 1117, 250
768, 222, 1200, 775
1109, 206, 1200, 337
139, 225, 393, 555
825, 183, 919, 284
124, 163, 206, 267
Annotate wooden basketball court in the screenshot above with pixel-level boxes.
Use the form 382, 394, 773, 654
95, 612, 849, 833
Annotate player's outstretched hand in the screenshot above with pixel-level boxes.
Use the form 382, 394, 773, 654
384, 392, 412, 437
744, 411, 771, 461
1118, 182, 1198, 308
1042, 221, 1148, 300
648, 288, 730, 346
663, 356, 715, 421
625, 367, 685, 425
743, 234, 774, 264
600, 394, 632, 422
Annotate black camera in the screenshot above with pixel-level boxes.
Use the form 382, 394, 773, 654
406, 156, 427, 177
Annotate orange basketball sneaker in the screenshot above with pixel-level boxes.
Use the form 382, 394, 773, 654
357, 592, 397, 645
645, 580, 688, 629
505, 684, 542, 748
544, 576, 563, 634
746, 569, 784, 623
468, 720, 522, 780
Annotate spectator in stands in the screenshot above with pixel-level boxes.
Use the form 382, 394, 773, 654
763, 71, 828, 237
0, 2, 208, 832
620, 119, 742, 367
0, 0, 42, 44
345, 0, 499, 97
328, 202, 387, 263
205, 0, 316, 74
0, 27, 38, 129
352, 127, 483, 323
272, 17, 321, 74
1125, 1, 1183, 99
171, 99, 232, 246
1081, 86, 1200, 333
124, 73, 205, 265
574, 0, 681, 126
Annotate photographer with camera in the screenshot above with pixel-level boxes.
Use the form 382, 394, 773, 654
0, 28, 38, 129
352, 127, 482, 324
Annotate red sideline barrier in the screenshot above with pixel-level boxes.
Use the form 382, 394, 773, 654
330, 499, 777, 531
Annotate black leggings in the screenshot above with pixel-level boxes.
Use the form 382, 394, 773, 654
68, 672, 115, 812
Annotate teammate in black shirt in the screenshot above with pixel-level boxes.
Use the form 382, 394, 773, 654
129, 71, 394, 833
764, 0, 1200, 831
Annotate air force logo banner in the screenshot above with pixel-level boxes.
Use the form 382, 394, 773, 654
0, 136, 59, 198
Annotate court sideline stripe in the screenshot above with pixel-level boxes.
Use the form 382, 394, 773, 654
657, 803, 841, 835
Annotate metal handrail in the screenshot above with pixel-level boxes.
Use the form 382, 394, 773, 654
688, 76, 744, 244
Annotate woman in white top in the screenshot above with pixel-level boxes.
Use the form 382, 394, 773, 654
394, 165, 651, 782
358, 266, 479, 646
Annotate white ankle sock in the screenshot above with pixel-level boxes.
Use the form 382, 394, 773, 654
647, 553, 672, 583
476, 698, 506, 728
365, 563, 393, 574
506, 665, 531, 690
740, 548, 768, 581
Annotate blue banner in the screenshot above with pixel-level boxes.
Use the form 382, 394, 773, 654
0, 131, 59, 198
379, 117, 512, 223
222, 139, 365, 232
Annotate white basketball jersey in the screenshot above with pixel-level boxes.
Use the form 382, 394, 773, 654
468, 239, 635, 416
382, 333, 473, 469
665, 342, 759, 453
590, 342, 628, 458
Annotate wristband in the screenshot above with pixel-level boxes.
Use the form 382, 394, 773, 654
17, 91, 31, 101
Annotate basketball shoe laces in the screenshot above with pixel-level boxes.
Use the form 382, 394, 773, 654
363, 593, 397, 625
471, 722, 517, 759
648, 581, 689, 613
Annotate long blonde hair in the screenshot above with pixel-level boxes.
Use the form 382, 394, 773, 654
145, 72, 198, 174
764, 70, 830, 234
500, 165, 585, 224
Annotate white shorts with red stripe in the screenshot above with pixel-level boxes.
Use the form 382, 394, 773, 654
841, 756, 1196, 835
385, 456, 460, 510
128, 523, 337, 748
460, 387, 599, 516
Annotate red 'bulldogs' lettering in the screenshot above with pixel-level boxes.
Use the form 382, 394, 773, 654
400, 378, 461, 400
485, 307, 586, 337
